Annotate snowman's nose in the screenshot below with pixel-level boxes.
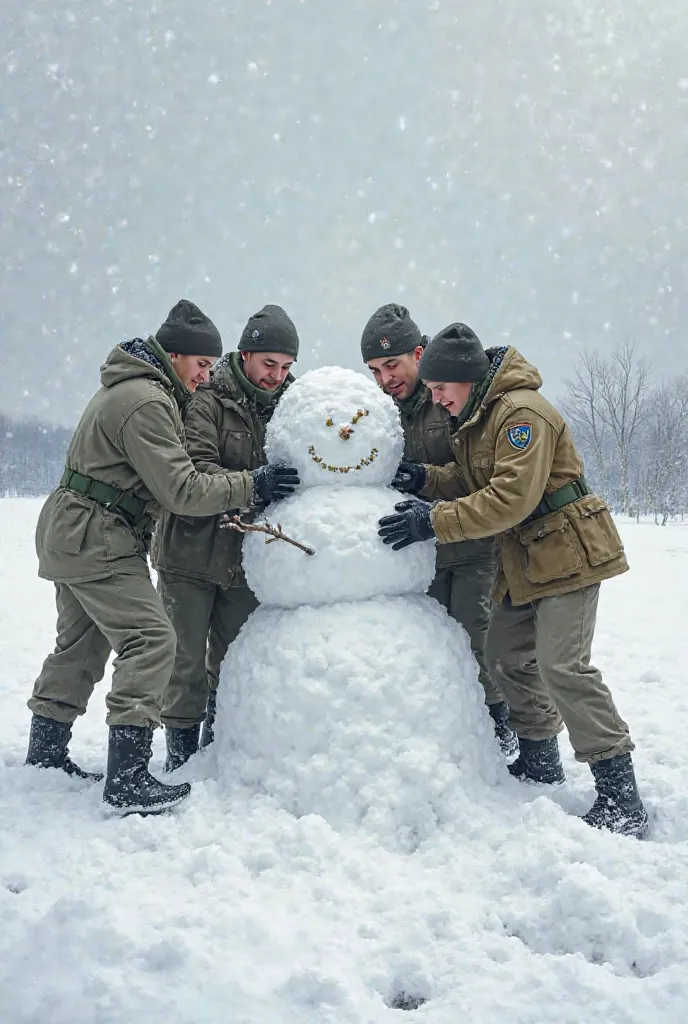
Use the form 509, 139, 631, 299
338, 425, 354, 440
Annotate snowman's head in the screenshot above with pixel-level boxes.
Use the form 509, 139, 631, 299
266, 366, 404, 488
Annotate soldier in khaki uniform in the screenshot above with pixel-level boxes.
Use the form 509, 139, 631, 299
27, 300, 299, 815
153, 304, 300, 771
360, 304, 517, 756
379, 322, 648, 837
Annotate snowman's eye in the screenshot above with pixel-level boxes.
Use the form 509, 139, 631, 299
351, 409, 369, 424
325, 417, 334, 427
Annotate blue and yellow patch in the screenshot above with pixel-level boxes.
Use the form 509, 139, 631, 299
505, 422, 532, 450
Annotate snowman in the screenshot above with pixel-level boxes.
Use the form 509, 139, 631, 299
215, 366, 502, 847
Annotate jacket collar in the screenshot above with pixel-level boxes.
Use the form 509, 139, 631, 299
210, 351, 292, 412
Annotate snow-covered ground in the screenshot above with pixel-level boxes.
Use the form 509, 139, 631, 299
1, 498, 687, 1024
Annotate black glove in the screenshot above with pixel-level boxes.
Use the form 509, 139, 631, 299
392, 460, 427, 494
378, 498, 436, 550
251, 462, 300, 504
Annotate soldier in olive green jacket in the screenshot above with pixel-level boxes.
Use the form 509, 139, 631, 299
152, 304, 300, 771
379, 323, 647, 838
360, 304, 517, 756
27, 300, 299, 815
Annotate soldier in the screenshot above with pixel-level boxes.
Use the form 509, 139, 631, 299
153, 304, 300, 771
360, 304, 517, 756
26, 300, 299, 815
378, 323, 648, 837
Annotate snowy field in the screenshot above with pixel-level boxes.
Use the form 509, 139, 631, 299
1, 498, 687, 1024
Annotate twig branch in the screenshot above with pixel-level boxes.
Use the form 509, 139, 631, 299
224, 515, 315, 556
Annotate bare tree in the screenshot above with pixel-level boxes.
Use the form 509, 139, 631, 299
563, 341, 650, 513
635, 376, 688, 524
562, 351, 613, 497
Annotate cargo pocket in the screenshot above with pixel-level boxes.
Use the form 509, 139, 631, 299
569, 496, 624, 566
42, 491, 95, 554
103, 513, 144, 563
221, 429, 253, 467
518, 512, 582, 584
471, 450, 494, 473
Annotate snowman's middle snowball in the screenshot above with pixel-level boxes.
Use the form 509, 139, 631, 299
243, 485, 436, 609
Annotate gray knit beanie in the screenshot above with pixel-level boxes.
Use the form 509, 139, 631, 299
418, 323, 490, 383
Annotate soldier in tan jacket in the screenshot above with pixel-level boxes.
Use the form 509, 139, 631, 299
152, 305, 299, 771
27, 300, 298, 815
360, 303, 517, 756
379, 322, 648, 838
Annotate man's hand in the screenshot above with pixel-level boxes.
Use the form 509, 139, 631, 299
378, 498, 436, 550
391, 460, 427, 494
251, 462, 300, 504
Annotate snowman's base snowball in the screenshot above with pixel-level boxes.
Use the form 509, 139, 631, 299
216, 594, 503, 846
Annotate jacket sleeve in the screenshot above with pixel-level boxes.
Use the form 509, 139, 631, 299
120, 398, 254, 516
419, 462, 470, 501
184, 391, 227, 476
430, 410, 557, 543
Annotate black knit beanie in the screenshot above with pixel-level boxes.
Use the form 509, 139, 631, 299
360, 303, 423, 362
238, 304, 299, 359
156, 300, 223, 357
418, 323, 490, 383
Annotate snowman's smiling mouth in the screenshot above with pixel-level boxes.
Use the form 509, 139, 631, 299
306, 408, 379, 474
307, 444, 379, 474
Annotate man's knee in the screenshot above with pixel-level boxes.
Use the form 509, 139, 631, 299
138, 613, 177, 675
484, 616, 507, 678
484, 637, 508, 689
156, 616, 178, 664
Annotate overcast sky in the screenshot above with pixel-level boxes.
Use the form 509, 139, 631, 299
2, 0, 687, 425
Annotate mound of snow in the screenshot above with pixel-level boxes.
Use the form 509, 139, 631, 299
216, 595, 501, 845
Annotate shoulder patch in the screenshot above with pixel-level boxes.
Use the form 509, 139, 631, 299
505, 422, 532, 450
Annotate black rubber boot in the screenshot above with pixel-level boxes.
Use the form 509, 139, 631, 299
199, 688, 217, 749
103, 725, 191, 815
508, 736, 566, 785
164, 725, 200, 773
25, 714, 103, 781
581, 753, 649, 838
488, 701, 519, 758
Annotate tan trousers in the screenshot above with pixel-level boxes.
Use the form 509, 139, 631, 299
29, 574, 176, 729
158, 573, 258, 729
428, 550, 503, 706
485, 584, 634, 763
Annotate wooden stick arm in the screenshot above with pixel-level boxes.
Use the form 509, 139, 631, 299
222, 515, 315, 556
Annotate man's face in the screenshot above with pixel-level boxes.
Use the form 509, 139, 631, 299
169, 354, 218, 392
366, 347, 424, 401
425, 380, 474, 417
242, 351, 294, 391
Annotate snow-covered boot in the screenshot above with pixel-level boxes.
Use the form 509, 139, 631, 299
103, 725, 191, 814
199, 687, 217, 749
25, 714, 103, 781
508, 736, 565, 785
164, 725, 200, 773
488, 701, 519, 758
581, 754, 649, 838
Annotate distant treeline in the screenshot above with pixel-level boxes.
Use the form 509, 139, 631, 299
563, 342, 688, 524
0, 413, 71, 496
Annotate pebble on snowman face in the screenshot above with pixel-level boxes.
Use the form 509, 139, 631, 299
307, 409, 380, 474
265, 366, 404, 490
